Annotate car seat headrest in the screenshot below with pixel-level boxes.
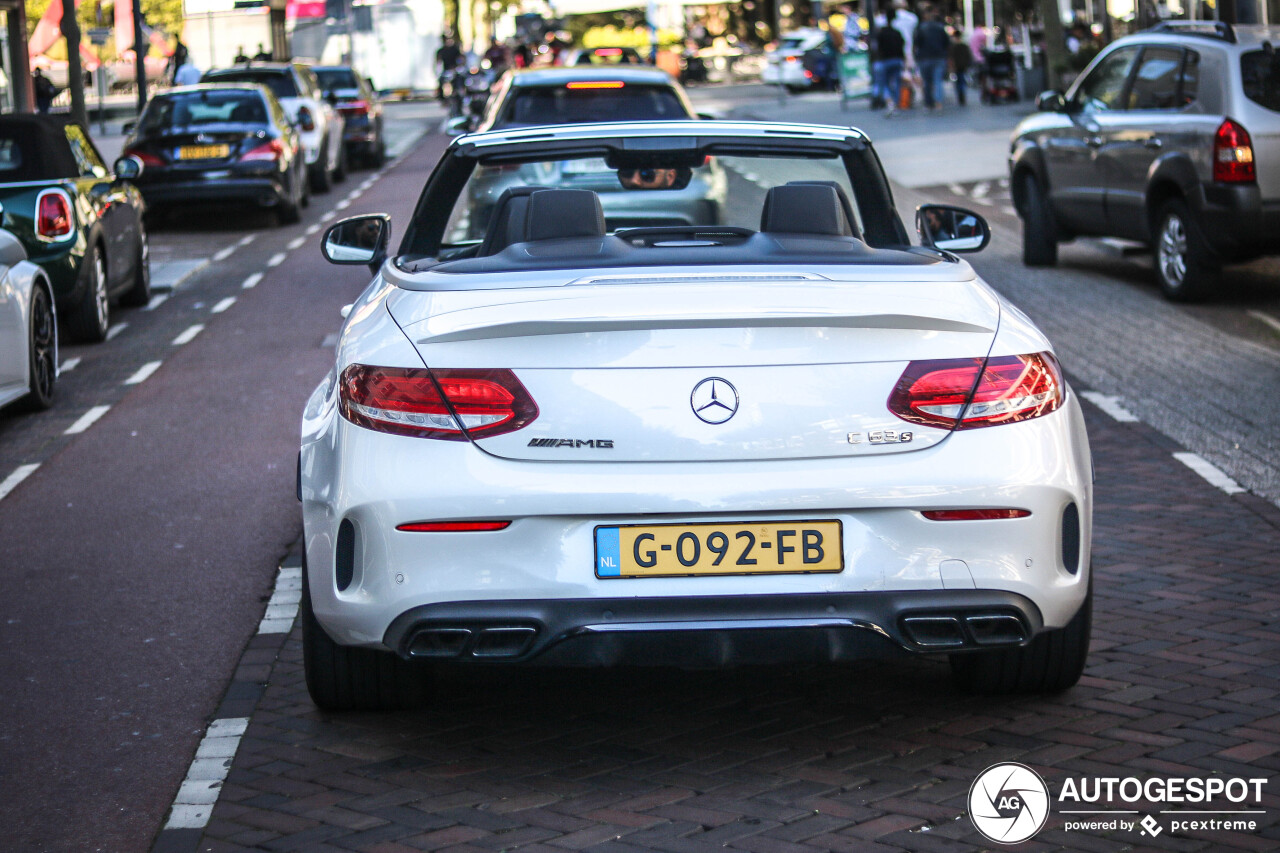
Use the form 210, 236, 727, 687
760, 184, 855, 237
525, 189, 606, 241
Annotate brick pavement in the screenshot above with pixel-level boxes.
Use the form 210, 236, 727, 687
156, 397, 1280, 853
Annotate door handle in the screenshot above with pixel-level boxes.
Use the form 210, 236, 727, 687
1144, 137, 1163, 149
1086, 135, 1103, 148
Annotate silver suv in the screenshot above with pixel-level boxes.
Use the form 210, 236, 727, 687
1010, 22, 1280, 300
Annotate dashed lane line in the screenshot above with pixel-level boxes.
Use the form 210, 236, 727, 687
105, 323, 128, 341
123, 361, 162, 385
236, 234, 255, 247
64, 405, 110, 435
0, 464, 40, 502
266, 252, 286, 268
335, 198, 352, 211
241, 272, 263, 290
320, 210, 336, 223
257, 564, 302, 634
162, 717, 249, 830
60, 357, 81, 373
1080, 391, 1140, 423
144, 293, 170, 311
212, 245, 237, 262
287, 236, 306, 251
210, 297, 236, 314
304, 223, 321, 237
1174, 452, 1246, 495
172, 324, 204, 346
1247, 309, 1280, 335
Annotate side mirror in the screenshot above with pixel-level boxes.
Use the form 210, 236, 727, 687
122, 120, 136, 134
916, 204, 990, 253
445, 115, 470, 135
323, 213, 391, 273
325, 90, 338, 105
114, 155, 143, 180
1035, 90, 1067, 113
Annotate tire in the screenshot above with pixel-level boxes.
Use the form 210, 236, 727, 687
1020, 173, 1058, 267
951, 579, 1092, 695
301, 557, 432, 712
119, 228, 151, 307
310, 142, 332, 194
368, 136, 387, 168
299, 163, 311, 208
21, 285, 56, 411
1153, 198, 1217, 302
66, 243, 109, 343
278, 171, 302, 225
333, 139, 348, 184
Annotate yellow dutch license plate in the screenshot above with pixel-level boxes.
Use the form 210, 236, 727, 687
595, 520, 843, 579
178, 144, 230, 160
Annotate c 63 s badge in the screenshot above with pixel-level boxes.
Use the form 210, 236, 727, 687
848, 429, 913, 445
527, 438, 615, 449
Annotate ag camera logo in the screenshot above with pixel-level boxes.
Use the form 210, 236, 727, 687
969, 762, 1051, 844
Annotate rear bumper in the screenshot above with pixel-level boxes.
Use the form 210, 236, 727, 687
1191, 183, 1280, 260
383, 589, 1044, 666
138, 176, 288, 207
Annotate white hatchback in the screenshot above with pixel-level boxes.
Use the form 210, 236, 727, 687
301, 121, 1093, 711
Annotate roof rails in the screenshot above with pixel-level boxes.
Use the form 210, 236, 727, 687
1145, 20, 1236, 43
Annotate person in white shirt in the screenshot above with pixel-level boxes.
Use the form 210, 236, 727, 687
174, 61, 202, 86
892, 0, 919, 69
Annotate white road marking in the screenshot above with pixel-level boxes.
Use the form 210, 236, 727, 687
741, 171, 759, 182
304, 223, 321, 236
947, 182, 965, 196
241, 272, 263, 290
257, 564, 302, 634
210, 297, 236, 314
321, 332, 339, 348
320, 210, 336, 223
335, 198, 351, 211
1080, 391, 1140, 423
124, 361, 162, 385
65, 405, 110, 435
163, 717, 249, 830
172, 324, 204, 346
144, 293, 170, 311
212, 245, 237, 262
287, 236, 306, 250
971, 181, 990, 198
105, 323, 128, 341
1247, 309, 1280, 335
1002, 205, 1018, 217
346, 190, 361, 202
236, 234, 256, 247
0, 463, 40, 502
1173, 452, 1246, 495
266, 252, 286, 267
968, 196, 994, 206
60, 357, 81, 373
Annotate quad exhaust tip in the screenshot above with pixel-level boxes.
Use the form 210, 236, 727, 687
407, 625, 537, 659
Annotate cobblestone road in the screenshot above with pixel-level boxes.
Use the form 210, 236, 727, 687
155, 393, 1280, 853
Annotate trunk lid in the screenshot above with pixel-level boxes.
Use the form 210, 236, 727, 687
384, 270, 1001, 462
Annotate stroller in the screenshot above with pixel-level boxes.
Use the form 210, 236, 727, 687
980, 47, 1018, 103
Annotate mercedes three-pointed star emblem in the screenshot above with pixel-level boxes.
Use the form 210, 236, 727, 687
690, 377, 739, 424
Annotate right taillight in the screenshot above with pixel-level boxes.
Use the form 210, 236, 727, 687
338, 365, 538, 440
122, 147, 164, 167
36, 190, 73, 241
1213, 119, 1255, 183
887, 352, 1063, 430
240, 139, 285, 161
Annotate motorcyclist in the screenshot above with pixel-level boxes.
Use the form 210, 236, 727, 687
436, 36, 463, 101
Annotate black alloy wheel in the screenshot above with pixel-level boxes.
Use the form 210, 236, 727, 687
1020, 173, 1058, 267
119, 228, 152, 307
24, 285, 56, 410
67, 243, 109, 343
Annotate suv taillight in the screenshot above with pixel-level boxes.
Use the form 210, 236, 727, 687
241, 139, 286, 161
338, 365, 538, 440
1213, 119, 1255, 183
297, 106, 316, 132
887, 352, 1063, 430
36, 191, 73, 240
338, 99, 369, 116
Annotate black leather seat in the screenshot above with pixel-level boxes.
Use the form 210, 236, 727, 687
477, 186, 547, 256
760, 184, 858, 238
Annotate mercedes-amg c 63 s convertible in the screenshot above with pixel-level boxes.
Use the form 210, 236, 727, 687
300, 121, 1093, 710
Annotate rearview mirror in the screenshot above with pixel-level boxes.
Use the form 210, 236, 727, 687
916, 204, 990, 253
323, 213, 391, 272
121, 120, 136, 134
1035, 90, 1067, 113
114, 156, 143, 180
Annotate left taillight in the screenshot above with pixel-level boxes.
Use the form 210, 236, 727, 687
36, 190, 73, 241
297, 106, 316, 132
338, 365, 539, 440
123, 147, 164, 167
241, 139, 286, 161
887, 352, 1064, 430
1213, 119, 1255, 183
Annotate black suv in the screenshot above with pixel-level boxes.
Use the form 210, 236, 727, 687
1010, 22, 1280, 300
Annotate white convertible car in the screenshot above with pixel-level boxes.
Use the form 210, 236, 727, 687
301, 121, 1093, 711
0, 229, 57, 412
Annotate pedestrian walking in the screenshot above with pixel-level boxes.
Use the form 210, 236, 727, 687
892, 0, 919, 108
33, 69, 58, 114
877, 8, 906, 116
948, 28, 972, 105
253, 43, 271, 61
234, 45, 250, 63
174, 58, 202, 86
914, 8, 949, 110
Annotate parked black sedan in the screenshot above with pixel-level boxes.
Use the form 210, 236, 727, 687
123, 84, 308, 224
312, 65, 386, 168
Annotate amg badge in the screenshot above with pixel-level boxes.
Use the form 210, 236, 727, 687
848, 429, 913, 445
527, 438, 615, 449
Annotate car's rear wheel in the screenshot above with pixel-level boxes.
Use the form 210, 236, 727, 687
67, 244, 109, 343
1020, 173, 1058, 267
1154, 198, 1217, 301
368, 136, 386, 168
22, 285, 56, 411
119, 229, 151, 307
310, 144, 332, 194
278, 171, 303, 225
333, 140, 348, 184
301, 557, 432, 711
950, 579, 1091, 695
